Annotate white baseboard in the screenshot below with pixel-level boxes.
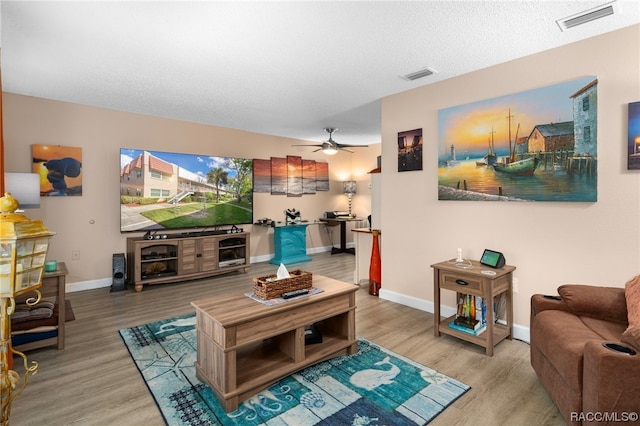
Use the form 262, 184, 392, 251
67, 277, 112, 293
65, 248, 338, 293
379, 288, 530, 343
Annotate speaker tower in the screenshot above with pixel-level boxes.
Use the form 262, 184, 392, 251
111, 253, 127, 292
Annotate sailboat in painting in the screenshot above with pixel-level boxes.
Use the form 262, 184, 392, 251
476, 127, 497, 166
493, 156, 539, 174
493, 109, 539, 175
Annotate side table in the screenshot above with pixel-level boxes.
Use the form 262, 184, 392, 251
12, 262, 69, 351
431, 259, 515, 356
270, 224, 311, 265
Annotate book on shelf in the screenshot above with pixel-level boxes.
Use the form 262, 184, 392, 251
449, 321, 487, 336
454, 315, 483, 331
456, 294, 488, 326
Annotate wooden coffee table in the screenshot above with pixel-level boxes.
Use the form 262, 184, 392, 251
191, 275, 358, 412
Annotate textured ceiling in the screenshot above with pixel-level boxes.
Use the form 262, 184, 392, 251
2, 1, 639, 147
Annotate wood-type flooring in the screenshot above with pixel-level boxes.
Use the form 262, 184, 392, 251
11, 251, 563, 425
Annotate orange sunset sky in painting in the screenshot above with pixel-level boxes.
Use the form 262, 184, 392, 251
437, 76, 596, 161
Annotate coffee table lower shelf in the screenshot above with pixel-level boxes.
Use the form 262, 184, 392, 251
195, 334, 357, 412
191, 276, 358, 412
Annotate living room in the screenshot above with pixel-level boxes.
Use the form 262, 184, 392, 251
1, 2, 639, 425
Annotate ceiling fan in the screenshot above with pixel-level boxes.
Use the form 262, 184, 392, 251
292, 128, 368, 155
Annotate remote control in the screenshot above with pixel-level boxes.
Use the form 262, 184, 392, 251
281, 289, 310, 299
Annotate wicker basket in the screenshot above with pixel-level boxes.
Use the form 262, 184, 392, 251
252, 270, 313, 300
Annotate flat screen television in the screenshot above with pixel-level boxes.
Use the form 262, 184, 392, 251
120, 148, 253, 233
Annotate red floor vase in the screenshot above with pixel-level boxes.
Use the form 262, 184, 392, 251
369, 229, 381, 296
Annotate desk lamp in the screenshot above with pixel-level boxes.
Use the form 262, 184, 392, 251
343, 181, 356, 217
0, 191, 55, 423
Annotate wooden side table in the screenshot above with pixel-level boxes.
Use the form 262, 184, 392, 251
12, 262, 69, 351
431, 259, 515, 356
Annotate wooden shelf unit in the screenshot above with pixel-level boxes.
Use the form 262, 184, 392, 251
431, 259, 515, 356
12, 262, 69, 352
127, 232, 250, 292
191, 276, 358, 412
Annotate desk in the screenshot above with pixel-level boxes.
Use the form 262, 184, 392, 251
319, 217, 362, 255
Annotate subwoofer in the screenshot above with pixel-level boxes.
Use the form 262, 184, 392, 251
111, 253, 127, 292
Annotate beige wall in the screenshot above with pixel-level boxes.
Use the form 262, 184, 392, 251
4, 25, 638, 338
2, 94, 380, 285
379, 25, 640, 339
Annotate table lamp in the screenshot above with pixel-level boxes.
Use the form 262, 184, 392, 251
0, 191, 55, 423
343, 181, 356, 217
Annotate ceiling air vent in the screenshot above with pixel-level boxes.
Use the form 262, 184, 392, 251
402, 67, 437, 81
557, 1, 617, 31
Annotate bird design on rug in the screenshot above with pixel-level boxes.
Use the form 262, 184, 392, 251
349, 356, 400, 391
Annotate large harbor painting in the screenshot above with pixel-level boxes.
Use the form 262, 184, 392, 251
438, 76, 597, 202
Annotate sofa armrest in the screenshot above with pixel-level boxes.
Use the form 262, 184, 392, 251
583, 340, 640, 419
531, 294, 571, 317
530, 294, 572, 331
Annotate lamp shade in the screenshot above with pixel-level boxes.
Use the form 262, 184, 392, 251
4, 172, 40, 209
343, 180, 357, 195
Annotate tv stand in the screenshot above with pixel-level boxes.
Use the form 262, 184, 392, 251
126, 231, 250, 292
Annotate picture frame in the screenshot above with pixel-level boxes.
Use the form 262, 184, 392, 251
628, 101, 640, 170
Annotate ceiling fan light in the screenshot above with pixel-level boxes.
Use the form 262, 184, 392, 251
323, 146, 338, 155
321, 140, 339, 155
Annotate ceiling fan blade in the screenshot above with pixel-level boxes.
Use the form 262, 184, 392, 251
312, 148, 322, 152
336, 144, 369, 148
339, 147, 355, 153
291, 144, 323, 148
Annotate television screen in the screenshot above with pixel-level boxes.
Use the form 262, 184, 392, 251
120, 148, 253, 233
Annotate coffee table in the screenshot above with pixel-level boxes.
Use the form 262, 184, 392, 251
191, 275, 358, 412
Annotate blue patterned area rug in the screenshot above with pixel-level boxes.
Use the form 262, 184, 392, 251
119, 313, 470, 425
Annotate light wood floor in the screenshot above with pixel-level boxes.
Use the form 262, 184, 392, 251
11, 252, 564, 425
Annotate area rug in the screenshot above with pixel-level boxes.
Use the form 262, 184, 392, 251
119, 313, 470, 425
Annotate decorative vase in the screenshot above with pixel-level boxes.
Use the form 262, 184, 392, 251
369, 229, 381, 296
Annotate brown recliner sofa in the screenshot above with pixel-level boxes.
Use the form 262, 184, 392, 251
530, 283, 640, 425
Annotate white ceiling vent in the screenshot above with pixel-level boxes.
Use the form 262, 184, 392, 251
557, 1, 617, 31
402, 67, 437, 81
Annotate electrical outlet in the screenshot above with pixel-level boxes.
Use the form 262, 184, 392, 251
72, 250, 80, 260
513, 277, 519, 293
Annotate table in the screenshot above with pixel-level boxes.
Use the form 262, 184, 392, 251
431, 259, 514, 356
319, 217, 362, 255
191, 275, 358, 412
13, 262, 69, 351
351, 228, 381, 284
270, 224, 311, 265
